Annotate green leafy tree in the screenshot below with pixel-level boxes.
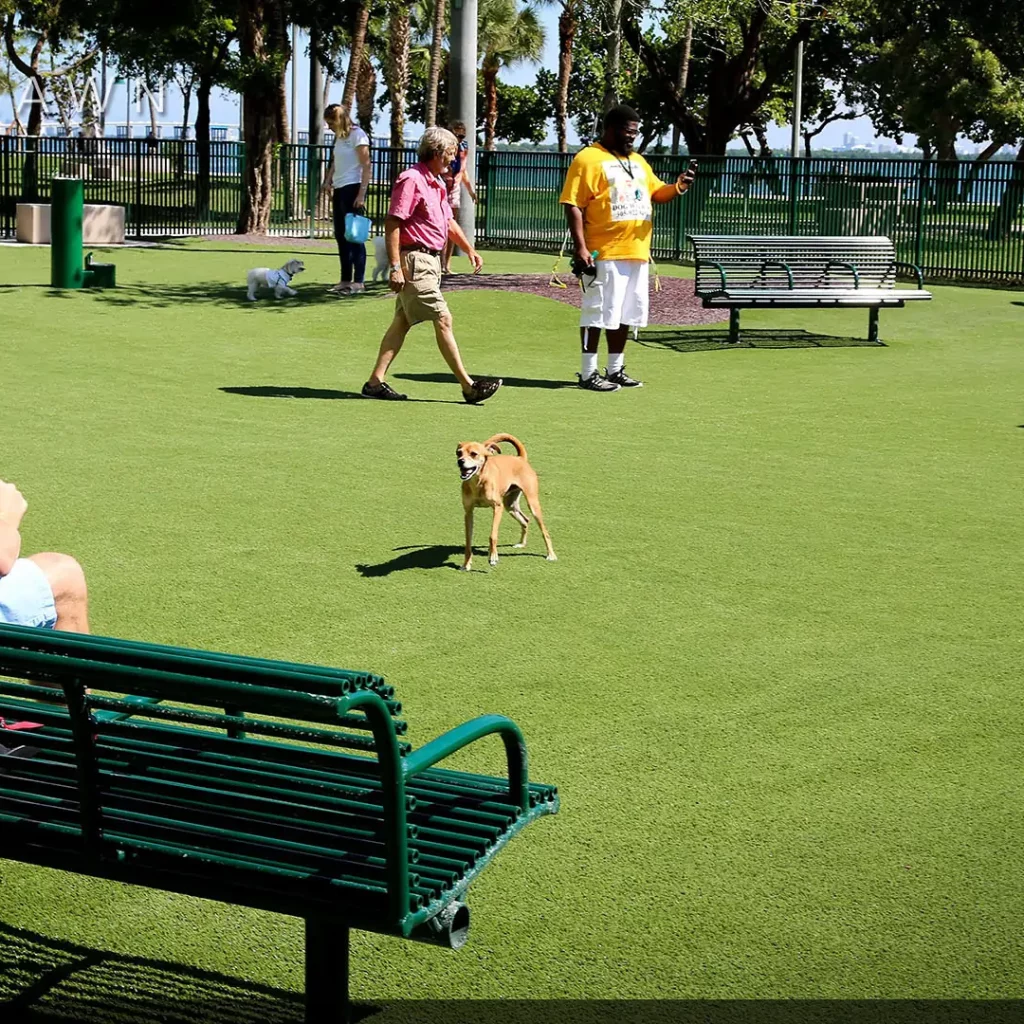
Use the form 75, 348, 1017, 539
478, 0, 545, 150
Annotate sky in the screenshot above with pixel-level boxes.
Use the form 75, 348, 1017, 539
1, 12, 900, 151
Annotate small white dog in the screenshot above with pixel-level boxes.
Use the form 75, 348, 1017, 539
370, 237, 389, 283
246, 259, 305, 301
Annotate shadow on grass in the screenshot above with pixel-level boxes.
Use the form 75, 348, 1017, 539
393, 372, 575, 391
356, 545, 469, 577
9, 280, 391, 310
356, 544, 545, 576
636, 328, 885, 352
220, 386, 460, 405
2, 922, 1021, 1024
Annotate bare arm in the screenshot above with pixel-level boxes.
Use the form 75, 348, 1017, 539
460, 166, 477, 203
0, 481, 28, 577
355, 144, 371, 210
562, 203, 591, 264
653, 164, 697, 205
447, 218, 482, 272
385, 215, 404, 291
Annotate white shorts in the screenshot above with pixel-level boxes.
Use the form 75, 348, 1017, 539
579, 260, 649, 330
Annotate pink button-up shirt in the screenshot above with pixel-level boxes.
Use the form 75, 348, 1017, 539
388, 162, 452, 251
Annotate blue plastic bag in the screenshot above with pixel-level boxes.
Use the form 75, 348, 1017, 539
344, 212, 371, 244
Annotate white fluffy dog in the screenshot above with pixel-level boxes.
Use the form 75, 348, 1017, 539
246, 259, 305, 301
370, 236, 389, 283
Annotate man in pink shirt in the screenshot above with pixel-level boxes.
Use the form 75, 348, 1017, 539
362, 127, 502, 404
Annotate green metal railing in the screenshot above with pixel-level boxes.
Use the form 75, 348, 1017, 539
3, 136, 1023, 283
478, 150, 1024, 284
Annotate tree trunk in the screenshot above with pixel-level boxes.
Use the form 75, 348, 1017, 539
386, 5, 410, 149
356, 53, 376, 134
602, 0, 622, 116
483, 64, 498, 151
556, 2, 576, 154
343, 0, 371, 111
196, 73, 212, 218
984, 140, 1024, 242
960, 138, 1004, 200
426, 0, 446, 127
671, 19, 692, 156
4, 24, 45, 197
236, 0, 283, 235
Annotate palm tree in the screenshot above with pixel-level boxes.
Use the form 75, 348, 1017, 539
426, 0, 445, 126
479, 0, 545, 151
383, 1, 414, 147
356, 52, 376, 133
343, 0, 372, 109
555, 0, 579, 153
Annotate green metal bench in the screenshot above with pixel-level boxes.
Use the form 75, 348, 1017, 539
689, 235, 932, 343
0, 623, 558, 1022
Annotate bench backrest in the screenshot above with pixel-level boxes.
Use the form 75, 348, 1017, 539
689, 235, 898, 292
0, 624, 413, 923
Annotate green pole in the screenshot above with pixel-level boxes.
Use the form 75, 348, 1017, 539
50, 177, 84, 289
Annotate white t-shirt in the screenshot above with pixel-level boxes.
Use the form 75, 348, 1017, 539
332, 126, 370, 188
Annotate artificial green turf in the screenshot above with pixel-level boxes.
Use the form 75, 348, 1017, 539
0, 241, 1022, 1009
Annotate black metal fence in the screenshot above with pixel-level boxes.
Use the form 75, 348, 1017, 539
3, 137, 1023, 283
479, 150, 1024, 284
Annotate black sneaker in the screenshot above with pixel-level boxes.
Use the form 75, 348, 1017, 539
604, 366, 643, 388
463, 378, 502, 404
577, 371, 620, 392
361, 380, 408, 401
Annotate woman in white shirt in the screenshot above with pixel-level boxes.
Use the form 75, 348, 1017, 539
325, 104, 372, 295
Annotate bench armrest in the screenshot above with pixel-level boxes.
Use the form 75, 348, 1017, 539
759, 260, 794, 288
893, 261, 924, 288
695, 259, 728, 294
824, 261, 860, 288
403, 714, 530, 814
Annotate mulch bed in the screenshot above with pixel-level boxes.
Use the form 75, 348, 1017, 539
441, 272, 728, 326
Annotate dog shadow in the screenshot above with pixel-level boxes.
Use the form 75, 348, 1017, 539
356, 544, 546, 577
393, 372, 576, 391
635, 328, 885, 351
220, 386, 461, 405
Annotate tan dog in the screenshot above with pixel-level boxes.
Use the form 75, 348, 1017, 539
456, 433, 557, 571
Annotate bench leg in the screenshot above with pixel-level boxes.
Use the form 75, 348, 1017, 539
305, 918, 349, 1024
729, 308, 740, 344
868, 306, 880, 343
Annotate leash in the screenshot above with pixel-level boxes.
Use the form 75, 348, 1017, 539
549, 230, 571, 289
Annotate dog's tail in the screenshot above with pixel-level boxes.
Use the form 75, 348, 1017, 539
484, 433, 527, 458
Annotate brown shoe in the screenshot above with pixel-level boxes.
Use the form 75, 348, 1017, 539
462, 378, 502, 405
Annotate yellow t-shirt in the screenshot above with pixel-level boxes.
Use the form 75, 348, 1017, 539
559, 144, 667, 261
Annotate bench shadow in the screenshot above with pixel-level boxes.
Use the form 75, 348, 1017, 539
2, 922, 1021, 1024
392, 372, 575, 391
636, 328, 884, 351
0, 919, 379, 1024
220, 386, 460, 405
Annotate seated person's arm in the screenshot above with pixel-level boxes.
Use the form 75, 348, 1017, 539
0, 480, 27, 577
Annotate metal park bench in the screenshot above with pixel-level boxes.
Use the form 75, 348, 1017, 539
0, 623, 559, 1022
689, 235, 932, 344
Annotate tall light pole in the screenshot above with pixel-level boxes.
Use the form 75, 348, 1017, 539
291, 24, 299, 144
791, 37, 804, 159
448, 0, 477, 246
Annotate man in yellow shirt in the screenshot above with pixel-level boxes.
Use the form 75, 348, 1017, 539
560, 104, 696, 391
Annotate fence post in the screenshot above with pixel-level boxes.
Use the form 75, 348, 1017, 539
787, 155, 800, 234
1, 136, 8, 239
478, 149, 490, 244
915, 158, 927, 267
308, 142, 320, 240
133, 139, 143, 239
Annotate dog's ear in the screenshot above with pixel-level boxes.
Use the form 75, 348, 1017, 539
485, 443, 501, 455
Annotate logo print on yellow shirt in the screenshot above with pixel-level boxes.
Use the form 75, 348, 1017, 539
603, 160, 651, 223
